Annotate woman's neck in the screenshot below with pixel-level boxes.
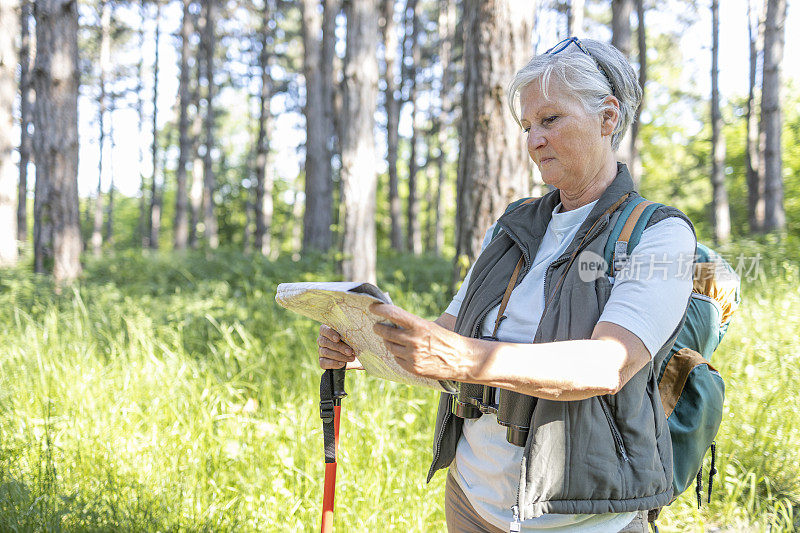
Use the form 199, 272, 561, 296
558, 157, 618, 212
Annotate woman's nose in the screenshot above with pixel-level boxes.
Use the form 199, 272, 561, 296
527, 128, 546, 153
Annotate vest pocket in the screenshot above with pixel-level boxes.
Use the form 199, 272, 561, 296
594, 275, 613, 309
599, 396, 630, 462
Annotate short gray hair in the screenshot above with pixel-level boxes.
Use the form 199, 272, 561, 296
507, 39, 642, 150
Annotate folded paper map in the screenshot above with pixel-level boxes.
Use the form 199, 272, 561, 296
275, 282, 448, 391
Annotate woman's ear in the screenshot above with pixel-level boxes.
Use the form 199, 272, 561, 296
600, 96, 620, 137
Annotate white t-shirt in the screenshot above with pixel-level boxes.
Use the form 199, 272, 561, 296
445, 200, 695, 532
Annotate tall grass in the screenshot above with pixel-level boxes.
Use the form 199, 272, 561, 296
0, 243, 797, 531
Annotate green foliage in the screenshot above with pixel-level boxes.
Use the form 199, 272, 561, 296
0, 247, 798, 531
637, 33, 800, 244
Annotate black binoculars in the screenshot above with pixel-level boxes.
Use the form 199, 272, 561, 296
451, 335, 537, 447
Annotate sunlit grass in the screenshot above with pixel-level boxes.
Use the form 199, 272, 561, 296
0, 242, 797, 531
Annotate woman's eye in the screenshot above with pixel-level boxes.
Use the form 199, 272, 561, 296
522, 126, 531, 134
543, 115, 558, 125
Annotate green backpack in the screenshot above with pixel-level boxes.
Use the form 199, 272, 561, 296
603, 197, 740, 507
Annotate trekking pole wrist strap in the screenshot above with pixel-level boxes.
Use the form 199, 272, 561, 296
320, 368, 346, 464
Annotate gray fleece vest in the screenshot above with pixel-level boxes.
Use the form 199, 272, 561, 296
428, 164, 694, 520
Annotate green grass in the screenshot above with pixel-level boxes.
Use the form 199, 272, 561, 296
0, 243, 798, 531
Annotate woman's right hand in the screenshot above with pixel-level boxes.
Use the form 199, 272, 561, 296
318, 324, 362, 370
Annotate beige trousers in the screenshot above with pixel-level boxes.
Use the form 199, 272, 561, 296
444, 470, 649, 533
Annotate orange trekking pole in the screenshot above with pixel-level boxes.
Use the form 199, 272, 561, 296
319, 368, 346, 533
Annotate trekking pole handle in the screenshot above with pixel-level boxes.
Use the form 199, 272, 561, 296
332, 368, 347, 402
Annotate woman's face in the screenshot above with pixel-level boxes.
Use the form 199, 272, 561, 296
519, 79, 616, 193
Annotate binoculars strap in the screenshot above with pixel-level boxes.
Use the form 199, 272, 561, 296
492, 256, 525, 338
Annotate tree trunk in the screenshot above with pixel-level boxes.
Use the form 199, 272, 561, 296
761, 0, 786, 232
292, 188, 303, 258
255, 0, 274, 256
322, 0, 339, 247
433, 0, 454, 257
105, 94, 116, 244
567, 0, 584, 36
301, 0, 333, 253
201, 0, 218, 248
405, 0, 422, 255
326, 0, 344, 251
148, 0, 162, 249
91, 166, 103, 255
322, 0, 337, 163
174, 0, 193, 250
0, 0, 19, 265
423, 140, 434, 252
381, 0, 403, 251
746, 0, 764, 233
433, 123, 445, 255
92, 0, 111, 256
33, 0, 81, 283
611, 0, 633, 168
136, 0, 147, 247
17, 0, 33, 244
189, 4, 204, 249
710, 0, 730, 243
340, 0, 379, 283
611, 0, 633, 57
189, 155, 204, 247
454, 0, 533, 280
746, 0, 761, 232
629, 0, 646, 188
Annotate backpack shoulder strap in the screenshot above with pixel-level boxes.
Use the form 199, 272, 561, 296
604, 198, 663, 276
490, 197, 538, 240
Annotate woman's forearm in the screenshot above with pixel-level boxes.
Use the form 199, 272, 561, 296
369, 305, 649, 401
463, 323, 648, 401
432, 313, 623, 399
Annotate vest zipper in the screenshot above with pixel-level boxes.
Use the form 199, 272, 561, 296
538, 216, 611, 336
427, 399, 453, 482
509, 504, 521, 532
599, 396, 630, 462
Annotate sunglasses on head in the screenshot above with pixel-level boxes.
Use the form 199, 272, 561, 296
545, 37, 616, 97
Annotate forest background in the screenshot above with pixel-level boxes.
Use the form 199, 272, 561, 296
0, 0, 799, 531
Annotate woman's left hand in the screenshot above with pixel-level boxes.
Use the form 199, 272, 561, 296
370, 303, 476, 381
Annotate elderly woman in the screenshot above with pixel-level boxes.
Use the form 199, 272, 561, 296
318, 37, 695, 532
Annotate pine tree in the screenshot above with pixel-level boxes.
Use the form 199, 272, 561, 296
454, 0, 533, 280
710, 0, 730, 243
432, 0, 455, 256
91, 0, 112, 256
404, 0, 422, 255
136, 0, 148, 247
17, 0, 33, 244
340, 0, 379, 283
611, 0, 633, 171
746, 0, 765, 232
301, 0, 333, 253
33, 0, 82, 283
148, 0, 163, 249
255, 0, 274, 256
629, 0, 646, 186
201, 0, 219, 248
0, 0, 19, 265
761, 0, 786, 232
174, 0, 194, 250
381, 0, 403, 251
